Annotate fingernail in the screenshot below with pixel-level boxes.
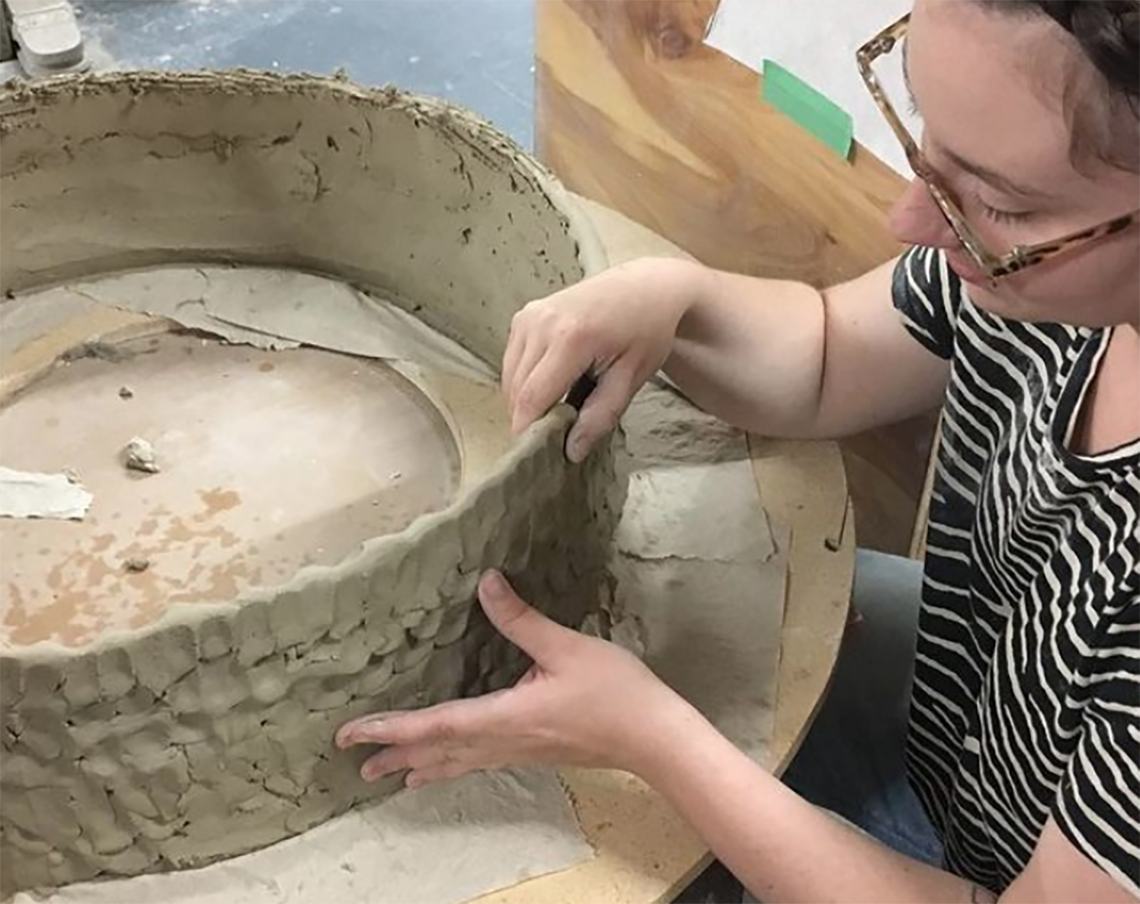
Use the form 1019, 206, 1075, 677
481, 570, 507, 601
338, 715, 392, 748
406, 773, 423, 789
567, 435, 585, 463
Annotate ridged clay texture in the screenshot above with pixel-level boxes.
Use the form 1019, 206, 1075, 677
0, 71, 621, 894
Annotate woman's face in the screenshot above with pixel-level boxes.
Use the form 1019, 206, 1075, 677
890, 0, 1139, 328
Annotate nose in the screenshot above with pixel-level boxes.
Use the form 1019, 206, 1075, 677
889, 177, 958, 249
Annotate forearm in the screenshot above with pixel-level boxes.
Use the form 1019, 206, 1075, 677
644, 255, 945, 439
655, 259, 830, 438
634, 708, 989, 904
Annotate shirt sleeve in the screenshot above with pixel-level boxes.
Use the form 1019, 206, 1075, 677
891, 246, 966, 361
1052, 592, 1140, 898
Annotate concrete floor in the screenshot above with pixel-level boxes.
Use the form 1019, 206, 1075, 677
74, 0, 536, 148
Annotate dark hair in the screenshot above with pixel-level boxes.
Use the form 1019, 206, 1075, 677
982, 0, 1139, 171
1037, 2, 1137, 107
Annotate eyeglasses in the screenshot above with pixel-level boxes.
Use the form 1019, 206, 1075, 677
857, 14, 1138, 282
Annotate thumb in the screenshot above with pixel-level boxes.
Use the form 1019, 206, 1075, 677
478, 570, 569, 665
565, 362, 634, 463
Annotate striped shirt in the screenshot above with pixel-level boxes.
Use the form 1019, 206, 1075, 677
893, 246, 1140, 896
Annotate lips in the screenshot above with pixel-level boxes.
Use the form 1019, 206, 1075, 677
945, 252, 987, 286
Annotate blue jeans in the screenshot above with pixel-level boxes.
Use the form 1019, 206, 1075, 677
781, 550, 945, 867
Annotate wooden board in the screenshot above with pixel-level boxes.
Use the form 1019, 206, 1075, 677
535, 0, 939, 554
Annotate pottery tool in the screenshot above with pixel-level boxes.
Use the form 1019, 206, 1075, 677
565, 370, 598, 411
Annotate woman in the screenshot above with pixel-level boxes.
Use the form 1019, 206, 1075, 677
337, 2, 1139, 901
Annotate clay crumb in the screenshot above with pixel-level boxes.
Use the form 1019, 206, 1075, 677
389, 471, 402, 481
123, 437, 160, 474
339, 861, 357, 873
118, 385, 134, 399
124, 557, 150, 573
63, 468, 81, 485
62, 341, 130, 364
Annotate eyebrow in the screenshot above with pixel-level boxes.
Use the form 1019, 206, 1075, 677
940, 146, 1053, 199
900, 38, 1053, 200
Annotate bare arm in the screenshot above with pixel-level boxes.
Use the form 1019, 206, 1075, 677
505, 256, 948, 458
640, 711, 989, 904
663, 256, 949, 438
642, 713, 1135, 904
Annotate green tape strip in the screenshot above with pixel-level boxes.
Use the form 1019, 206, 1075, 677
761, 60, 853, 161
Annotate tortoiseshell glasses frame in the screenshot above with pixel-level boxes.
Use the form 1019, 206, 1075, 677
856, 13, 1138, 282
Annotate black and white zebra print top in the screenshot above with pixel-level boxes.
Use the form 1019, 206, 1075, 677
893, 246, 1140, 896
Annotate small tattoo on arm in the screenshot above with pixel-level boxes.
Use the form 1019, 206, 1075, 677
970, 883, 998, 904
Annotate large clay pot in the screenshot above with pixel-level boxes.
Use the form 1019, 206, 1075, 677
0, 71, 621, 894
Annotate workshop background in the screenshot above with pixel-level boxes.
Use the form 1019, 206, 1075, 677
1, 3, 915, 902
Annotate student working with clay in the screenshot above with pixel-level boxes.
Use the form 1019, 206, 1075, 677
338, 2, 1139, 901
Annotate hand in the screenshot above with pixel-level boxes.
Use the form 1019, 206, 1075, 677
335, 570, 694, 788
504, 258, 704, 462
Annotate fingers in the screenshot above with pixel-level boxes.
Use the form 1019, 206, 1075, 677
501, 322, 527, 398
565, 362, 636, 463
516, 664, 541, 687
508, 338, 549, 429
336, 695, 495, 749
334, 710, 406, 748
360, 741, 489, 787
337, 686, 528, 785
335, 576, 575, 786
510, 345, 593, 435
360, 742, 464, 782
478, 571, 572, 666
